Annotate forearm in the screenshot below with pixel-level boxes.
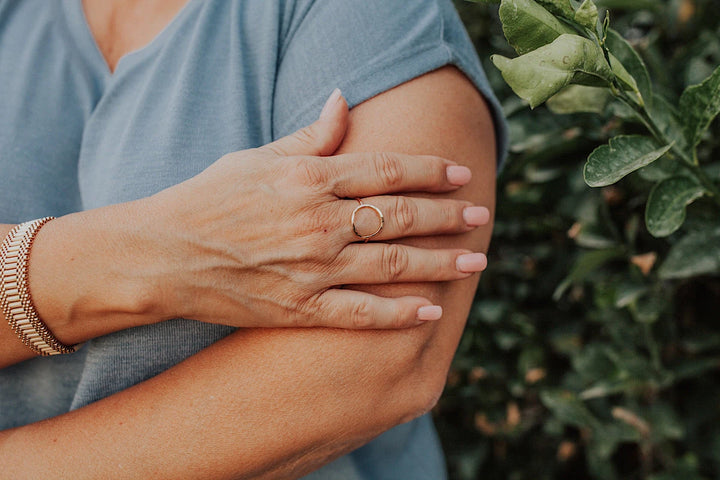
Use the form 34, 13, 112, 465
0, 200, 170, 368
0, 325, 438, 479
0, 66, 496, 478
0, 254, 483, 480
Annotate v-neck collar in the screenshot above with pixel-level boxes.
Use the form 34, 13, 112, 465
60, 0, 201, 80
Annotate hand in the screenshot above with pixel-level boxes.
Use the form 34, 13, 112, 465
148, 90, 490, 329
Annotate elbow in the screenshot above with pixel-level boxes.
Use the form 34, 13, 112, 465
392, 366, 447, 426
401, 378, 445, 425
384, 333, 452, 426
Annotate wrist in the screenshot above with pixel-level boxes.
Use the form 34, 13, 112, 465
28, 199, 173, 345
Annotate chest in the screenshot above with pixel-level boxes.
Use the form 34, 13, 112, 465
81, 0, 190, 72
0, 0, 284, 218
76, 0, 282, 208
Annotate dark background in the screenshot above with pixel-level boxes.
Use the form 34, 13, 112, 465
437, 1, 720, 478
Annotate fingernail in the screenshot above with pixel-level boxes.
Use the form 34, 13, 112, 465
456, 253, 487, 273
446, 166, 472, 186
463, 206, 490, 226
417, 305, 443, 321
320, 88, 342, 120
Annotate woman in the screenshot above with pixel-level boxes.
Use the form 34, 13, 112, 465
0, 0, 505, 478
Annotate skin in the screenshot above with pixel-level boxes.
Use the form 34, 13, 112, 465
0, 93, 487, 369
81, 0, 190, 73
0, 2, 497, 478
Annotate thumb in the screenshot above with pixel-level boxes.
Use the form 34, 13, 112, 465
261, 88, 349, 157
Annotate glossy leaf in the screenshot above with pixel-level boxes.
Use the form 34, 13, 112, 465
629, 291, 666, 324
492, 34, 613, 108
594, 0, 660, 10
584, 135, 672, 187
648, 94, 688, 151
645, 177, 705, 237
638, 156, 682, 182
574, 0, 599, 30
547, 85, 611, 114
659, 228, 720, 279
605, 28, 652, 107
535, 0, 575, 19
540, 390, 603, 429
608, 53, 640, 96
499, 0, 576, 55
680, 64, 720, 147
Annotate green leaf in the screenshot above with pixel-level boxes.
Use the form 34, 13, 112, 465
614, 283, 649, 308
547, 85, 612, 114
608, 53, 640, 96
648, 94, 688, 151
574, 0, 599, 29
584, 135, 672, 187
499, 0, 576, 55
645, 177, 705, 237
540, 390, 603, 429
595, 0, 660, 10
492, 34, 613, 108
605, 29, 652, 107
535, 0, 575, 19
572, 344, 616, 381
629, 291, 666, 324
659, 228, 720, 279
553, 247, 626, 300
638, 156, 682, 182
571, 221, 618, 249
646, 403, 684, 441
679, 64, 720, 147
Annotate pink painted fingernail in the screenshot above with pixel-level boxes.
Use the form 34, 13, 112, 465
463, 206, 490, 226
320, 88, 342, 120
456, 253, 487, 273
446, 166, 472, 186
417, 305, 443, 321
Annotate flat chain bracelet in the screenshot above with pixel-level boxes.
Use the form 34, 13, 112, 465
0, 217, 77, 356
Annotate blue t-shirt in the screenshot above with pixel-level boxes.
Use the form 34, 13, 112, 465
0, 0, 506, 478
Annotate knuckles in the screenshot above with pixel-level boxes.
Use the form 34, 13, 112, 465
349, 299, 374, 329
290, 157, 329, 188
444, 202, 466, 231
390, 302, 415, 330
373, 152, 405, 188
381, 244, 410, 283
393, 196, 418, 234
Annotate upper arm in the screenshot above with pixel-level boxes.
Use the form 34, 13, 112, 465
272, 2, 502, 377
335, 64, 497, 384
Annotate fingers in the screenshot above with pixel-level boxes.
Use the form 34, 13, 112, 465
342, 196, 490, 242
260, 89, 349, 157
332, 244, 487, 285
323, 152, 473, 198
309, 289, 441, 329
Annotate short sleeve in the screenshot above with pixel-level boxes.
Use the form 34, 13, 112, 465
272, 0, 508, 168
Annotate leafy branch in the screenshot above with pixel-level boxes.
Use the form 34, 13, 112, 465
484, 0, 720, 239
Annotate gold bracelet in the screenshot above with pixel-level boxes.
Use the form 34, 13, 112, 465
0, 217, 77, 356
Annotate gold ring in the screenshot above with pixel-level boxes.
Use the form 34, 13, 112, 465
351, 199, 384, 242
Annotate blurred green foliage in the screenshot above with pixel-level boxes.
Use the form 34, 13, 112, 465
437, 1, 720, 478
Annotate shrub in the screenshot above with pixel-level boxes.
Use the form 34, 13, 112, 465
437, 1, 720, 478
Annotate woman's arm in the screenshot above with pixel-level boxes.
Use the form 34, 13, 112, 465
0, 66, 496, 479
0, 202, 172, 367
0, 87, 487, 369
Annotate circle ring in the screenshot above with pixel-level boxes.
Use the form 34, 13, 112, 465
351, 199, 384, 242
